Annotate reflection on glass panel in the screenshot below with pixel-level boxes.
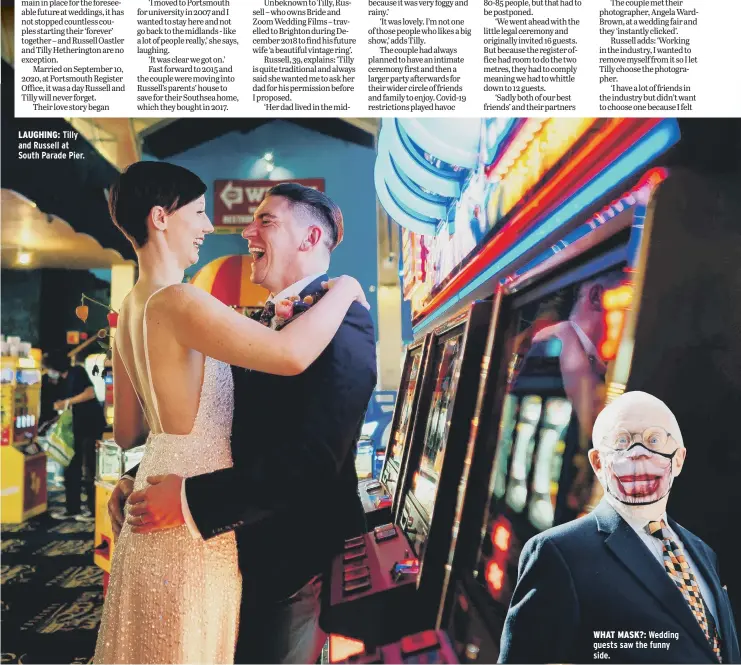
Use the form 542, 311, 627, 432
385, 347, 423, 496
529, 398, 572, 530
410, 334, 463, 518
474, 264, 630, 610
490, 394, 517, 500
505, 396, 542, 513
388, 348, 422, 465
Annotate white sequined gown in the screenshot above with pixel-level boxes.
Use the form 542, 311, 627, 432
94, 354, 241, 663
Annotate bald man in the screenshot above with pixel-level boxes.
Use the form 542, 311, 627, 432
499, 391, 739, 664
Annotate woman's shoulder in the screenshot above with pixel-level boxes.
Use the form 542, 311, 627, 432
147, 283, 205, 311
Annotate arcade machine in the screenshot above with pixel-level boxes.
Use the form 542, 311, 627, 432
325, 301, 491, 656
441, 135, 741, 660
0, 339, 47, 524
329, 117, 740, 663
357, 336, 433, 528
325, 120, 497, 662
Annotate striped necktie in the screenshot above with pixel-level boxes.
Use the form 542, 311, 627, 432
647, 520, 722, 662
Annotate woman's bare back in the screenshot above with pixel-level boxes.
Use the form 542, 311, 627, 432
116, 283, 211, 435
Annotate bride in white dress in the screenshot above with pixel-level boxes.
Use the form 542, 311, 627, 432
93, 162, 367, 664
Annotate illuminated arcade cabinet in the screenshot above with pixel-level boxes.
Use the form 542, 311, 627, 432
442, 161, 741, 661
357, 119, 487, 532
357, 335, 434, 528
327, 117, 741, 664
325, 120, 496, 655
1, 342, 47, 524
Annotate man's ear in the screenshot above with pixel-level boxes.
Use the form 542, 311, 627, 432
301, 225, 323, 251
589, 284, 604, 310
672, 446, 687, 476
588, 448, 603, 475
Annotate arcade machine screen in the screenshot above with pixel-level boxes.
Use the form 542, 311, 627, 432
405, 331, 464, 556
382, 345, 424, 501
472, 263, 628, 616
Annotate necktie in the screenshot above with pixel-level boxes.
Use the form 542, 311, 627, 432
647, 520, 722, 662
259, 301, 275, 327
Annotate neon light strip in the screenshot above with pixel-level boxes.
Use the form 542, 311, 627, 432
412, 121, 680, 334
415, 119, 641, 321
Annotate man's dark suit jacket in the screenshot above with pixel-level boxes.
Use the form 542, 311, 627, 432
499, 500, 740, 664
184, 274, 377, 601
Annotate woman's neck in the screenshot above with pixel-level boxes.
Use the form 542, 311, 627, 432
136, 243, 186, 289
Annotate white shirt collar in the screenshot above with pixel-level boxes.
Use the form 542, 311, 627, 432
610, 497, 668, 534
268, 272, 325, 304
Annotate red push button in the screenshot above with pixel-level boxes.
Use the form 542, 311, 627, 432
400, 630, 440, 657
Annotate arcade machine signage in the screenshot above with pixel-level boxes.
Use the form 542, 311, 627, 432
410, 118, 681, 333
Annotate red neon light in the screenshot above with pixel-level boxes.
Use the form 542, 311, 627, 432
493, 524, 511, 552
486, 560, 504, 593
415, 119, 662, 322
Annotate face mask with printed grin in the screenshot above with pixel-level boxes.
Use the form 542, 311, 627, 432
601, 443, 679, 505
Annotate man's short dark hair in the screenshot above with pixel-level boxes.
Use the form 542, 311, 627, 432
44, 350, 71, 373
267, 183, 344, 250
108, 161, 207, 248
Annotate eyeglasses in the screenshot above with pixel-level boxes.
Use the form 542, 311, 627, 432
600, 427, 678, 454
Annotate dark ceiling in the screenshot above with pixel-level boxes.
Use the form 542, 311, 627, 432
142, 118, 376, 159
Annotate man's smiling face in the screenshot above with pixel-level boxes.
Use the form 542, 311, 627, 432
242, 195, 306, 294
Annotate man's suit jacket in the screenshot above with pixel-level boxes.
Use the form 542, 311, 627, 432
185, 275, 378, 601
499, 500, 740, 664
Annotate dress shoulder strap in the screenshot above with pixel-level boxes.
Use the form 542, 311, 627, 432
142, 285, 175, 433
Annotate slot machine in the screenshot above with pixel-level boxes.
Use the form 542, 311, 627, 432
330, 118, 741, 664
358, 335, 433, 529
324, 301, 492, 650
442, 163, 741, 662
325, 121, 495, 659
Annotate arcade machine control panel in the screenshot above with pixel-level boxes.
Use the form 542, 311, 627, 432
358, 479, 393, 528
336, 630, 459, 664
324, 523, 421, 645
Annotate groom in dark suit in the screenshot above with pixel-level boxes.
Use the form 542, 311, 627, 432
110, 183, 377, 663
499, 391, 739, 664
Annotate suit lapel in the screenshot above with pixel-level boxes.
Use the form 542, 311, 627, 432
298, 274, 328, 300
670, 519, 730, 662
594, 501, 716, 659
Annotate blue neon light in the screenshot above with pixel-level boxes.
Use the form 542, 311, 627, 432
389, 152, 452, 205
386, 180, 441, 225
412, 119, 680, 334
397, 120, 469, 178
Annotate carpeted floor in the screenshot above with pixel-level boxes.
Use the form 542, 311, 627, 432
1, 488, 104, 664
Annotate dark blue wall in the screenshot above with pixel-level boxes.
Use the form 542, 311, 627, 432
145, 120, 380, 334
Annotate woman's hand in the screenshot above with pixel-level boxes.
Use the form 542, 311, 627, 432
323, 276, 370, 310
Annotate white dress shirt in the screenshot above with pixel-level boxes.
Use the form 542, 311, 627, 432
180, 272, 326, 538
612, 503, 720, 634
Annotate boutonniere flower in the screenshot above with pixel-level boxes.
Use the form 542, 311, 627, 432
274, 290, 327, 330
